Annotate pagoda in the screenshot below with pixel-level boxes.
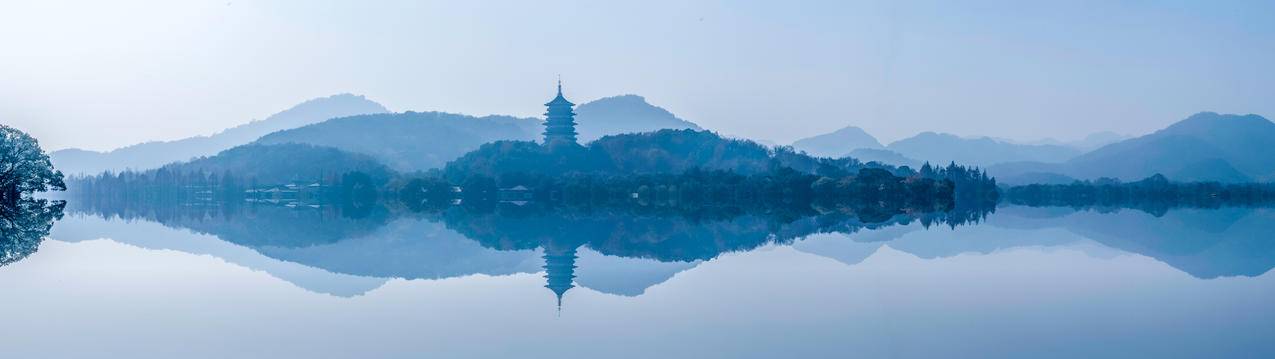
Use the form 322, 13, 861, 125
542, 243, 578, 310
542, 80, 578, 144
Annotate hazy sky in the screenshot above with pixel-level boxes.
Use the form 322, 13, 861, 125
2, 0, 1272, 151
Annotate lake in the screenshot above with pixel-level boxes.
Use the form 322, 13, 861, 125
1, 202, 1272, 358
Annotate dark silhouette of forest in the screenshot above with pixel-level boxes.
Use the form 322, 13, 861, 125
1003, 174, 1275, 216
438, 129, 997, 205
67, 129, 998, 215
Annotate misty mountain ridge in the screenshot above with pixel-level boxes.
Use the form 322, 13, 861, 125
885, 132, 1082, 167
846, 148, 922, 168
1066, 112, 1274, 182
50, 94, 388, 175
254, 111, 541, 172
1014, 131, 1130, 152
255, 94, 707, 172
574, 94, 702, 142
790, 126, 883, 158
50, 93, 707, 176
991, 112, 1275, 184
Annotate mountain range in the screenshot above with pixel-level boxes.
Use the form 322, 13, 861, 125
790, 112, 1272, 184
50, 94, 389, 175
990, 112, 1275, 184
53, 93, 706, 175
790, 126, 1108, 168
51, 91, 1273, 186
885, 132, 1083, 167
254, 112, 540, 172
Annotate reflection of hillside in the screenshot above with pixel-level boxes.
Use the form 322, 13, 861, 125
573, 248, 700, 296
49, 214, 388, 297
66, 195, 982, 301
988, 206, 1275, 278
435, 203, 978, 306
254, 217, 543, 280
64, 201, 546, 286
440, 204, 969, 264
66, 199, 390, 249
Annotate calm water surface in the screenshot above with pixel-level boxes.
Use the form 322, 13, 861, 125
1, 204, 1272, 358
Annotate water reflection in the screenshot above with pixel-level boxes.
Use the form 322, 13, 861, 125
53, 196, 990, 301
0, 198, 64, 266
988, 206, 1275, 278
3, 193, 1271, 358
35, 194, 1271, 310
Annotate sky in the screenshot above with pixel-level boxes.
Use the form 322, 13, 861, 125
1, 0, 1272, 151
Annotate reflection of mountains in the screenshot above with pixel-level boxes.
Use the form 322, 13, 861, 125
61, 199, 979, 297
442, 204, 948, 263
796, 206, 1275, 279
57, 199, 1273, 302
986, 206, 1275, 279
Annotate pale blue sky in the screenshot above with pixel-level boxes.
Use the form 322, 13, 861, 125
2, 0, 1272, 151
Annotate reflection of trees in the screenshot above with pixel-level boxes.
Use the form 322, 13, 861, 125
439, 202, 989, 263
65, 197, 389, 249
67, 184, 993, 264
0, 199, 65, 266
63, 184, 997, 305
0, 125, 66, 267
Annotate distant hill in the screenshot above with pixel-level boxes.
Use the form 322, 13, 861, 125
990, 112, 1275, 183
846, 148, 921, 168
886, 132, 1082, 167
50, 94, 388, 175
444, 130, 776, 179
1068, 112, 1274, 182
996, 171, 1078, 186
165, 143, 395, 186
254, 111, 540, 172
1065, 131, 1130, 152
791, 126, 883, 158
1015, 131, 1130, 152
574, 95, 702, 142
442, 129, 975, 185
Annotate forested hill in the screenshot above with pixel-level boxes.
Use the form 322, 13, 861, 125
254, 111, 540, 172
248, 95, 708, 172
442, 129, 999, 203
445, 129, 790, 179
66, 143, 395, 195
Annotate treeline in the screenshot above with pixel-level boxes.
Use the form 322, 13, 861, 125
65, 169, 380, 205
62, 130, 997, 218
1003, 174, 1275, 215
442, 129, 997, 203
400, 166, 956, 217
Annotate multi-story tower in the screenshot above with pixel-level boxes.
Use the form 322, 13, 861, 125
543, 243, 578, 310
542, 81, 578, 144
